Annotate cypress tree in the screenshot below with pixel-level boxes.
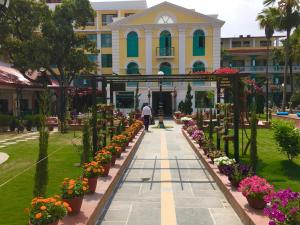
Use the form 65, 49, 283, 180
184, 83, 193, 115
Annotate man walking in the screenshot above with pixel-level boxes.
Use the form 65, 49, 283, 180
141, 103, 152, 131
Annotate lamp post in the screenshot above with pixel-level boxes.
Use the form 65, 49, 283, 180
157, 71, 165, 128
147, 87, 151, 105
0, 0, 9, 17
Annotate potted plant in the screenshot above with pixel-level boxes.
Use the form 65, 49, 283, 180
94, 150, 112, 176
83, 161, 104, 193
61, 178, 88, 214
27, 196, 71, 225
238, 176, 274, 209
208, 150, 224, 163
104, 145, 117, 166
112, 144, 123, 158
223, 164, 252, 188
111, 135, 128, 151
264, 188, 300, 224
214, 156, 236, 174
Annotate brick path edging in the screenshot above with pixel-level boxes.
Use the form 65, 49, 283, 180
182, 129, 269, 225
58, 129, 145, 225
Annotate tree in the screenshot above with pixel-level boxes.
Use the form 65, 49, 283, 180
135, 82, 141, 112
0, 0, 98, 132
33, 91, 50, 197
257, 7, 275, 121
81, 120, 91, 164
263, 0, 300, 111
183, 83, 193, 115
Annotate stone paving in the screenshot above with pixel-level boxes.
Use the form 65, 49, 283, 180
96, 121, 242, 225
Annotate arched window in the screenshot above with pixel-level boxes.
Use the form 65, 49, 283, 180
127, 62, 139, 86
160, 62, 172, 86
193, 30, 205, 56
192, 61, 205, 86
127, 31, 138, 57
192, 61, 205, 72
159, 30, 172, 56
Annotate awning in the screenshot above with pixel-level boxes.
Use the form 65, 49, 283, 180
0, 66, 39, 87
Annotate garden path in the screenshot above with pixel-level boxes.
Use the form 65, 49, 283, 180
96, 121, 242, 225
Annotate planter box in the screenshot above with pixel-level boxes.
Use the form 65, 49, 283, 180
182, 129, 269, 225
58, 128, 145, 225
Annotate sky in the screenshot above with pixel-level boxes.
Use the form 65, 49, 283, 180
91, 0, 284, 37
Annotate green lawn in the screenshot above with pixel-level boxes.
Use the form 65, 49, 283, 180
0, 132, 83, 225
210, 128, 300, 192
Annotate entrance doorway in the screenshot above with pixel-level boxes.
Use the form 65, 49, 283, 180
152, 92, 172, 116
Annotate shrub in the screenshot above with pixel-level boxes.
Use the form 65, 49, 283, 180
0, 114, 12, 127
272, 119, 300, 161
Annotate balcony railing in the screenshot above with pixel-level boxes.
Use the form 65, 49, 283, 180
156, 47, 175, 58
232, 65, 300, 73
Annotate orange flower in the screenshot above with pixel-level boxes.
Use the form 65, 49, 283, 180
35, 213, 42, 219
55, 201, 62, 206
40, 205, 47, 211
67, 207, 72, 212
67, 190, 73, 195
83, 187, 87, 191
63, 202, 69, 208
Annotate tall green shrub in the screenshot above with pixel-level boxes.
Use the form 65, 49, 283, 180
82, 120, 91, 164
183, 83, 193, 115
33, 91, 50, 197
272, 119, 300, 161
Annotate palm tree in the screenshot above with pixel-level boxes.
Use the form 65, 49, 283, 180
257, 7, 276, 121
263, 0, 300, 111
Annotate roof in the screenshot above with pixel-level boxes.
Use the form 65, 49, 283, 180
0, 66, 37, 87
221, 35, 285, 39
109, 1, 225, 26
47, 0, 147, 11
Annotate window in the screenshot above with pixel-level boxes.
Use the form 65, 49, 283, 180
20, 99, 29, 112
159, 30, 172, 56
192, 61, 205, 86
102, 14, 117, 26
160, 62, 172, 86
101, 33, 112, 47
87, 34, 97, 43
87, 54, 98, 63
193, 30, 205, 56
125, 13, 135, 17
127, 62, 139, 86
195, 91, 215, 108
157, 15, 174, 24
243, 41, 251, 47
260, 40, 272, 47
0, 99, 8, 113
127, 31, 139, 57
101, 54, 112, 67
232, 41, 242, 48
232, 60, 245, 67
116, 92, 134, 109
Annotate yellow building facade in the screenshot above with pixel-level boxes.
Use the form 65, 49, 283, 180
47, 0, 225, 114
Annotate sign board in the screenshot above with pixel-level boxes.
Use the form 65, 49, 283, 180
111, 82, 126, 91
219, 77, 231, 88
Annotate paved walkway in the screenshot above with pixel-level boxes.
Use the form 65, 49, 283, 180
96, 122, 242, 225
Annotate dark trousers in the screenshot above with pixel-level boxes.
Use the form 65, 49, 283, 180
143, 115, 150, 131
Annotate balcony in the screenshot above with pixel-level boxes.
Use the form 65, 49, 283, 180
232, 65, 300, 74
156, 47, 175, 58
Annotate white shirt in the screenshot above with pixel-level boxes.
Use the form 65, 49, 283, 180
141, 106, 152, 117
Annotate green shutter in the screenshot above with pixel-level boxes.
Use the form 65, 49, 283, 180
127, 32, 138, 57
159, 31, 171, 56
193, 30, 205, 56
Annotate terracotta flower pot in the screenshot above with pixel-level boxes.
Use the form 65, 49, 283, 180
111, 154, 117, 166
246, 196, 266, 210
218, 165, 225, 174
101, 163, 111, 177
87, 177, 98, 193
63, 196, 83, 215
29, 220, 59, 225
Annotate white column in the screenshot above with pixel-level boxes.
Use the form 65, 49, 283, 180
97, 33, 102, 74
252, 38, 256, 47
229, 38, 232, 48
145, 29, 153, 75
213, 27, 221, 70
112, 30, 120, 74
178, 28, 186, 74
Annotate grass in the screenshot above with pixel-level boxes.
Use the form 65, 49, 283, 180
208, 127, 300, 192
0, 131, 83, 225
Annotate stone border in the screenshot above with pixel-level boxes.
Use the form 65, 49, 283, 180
182, 129, 269, 225
58, 128, 145, 225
